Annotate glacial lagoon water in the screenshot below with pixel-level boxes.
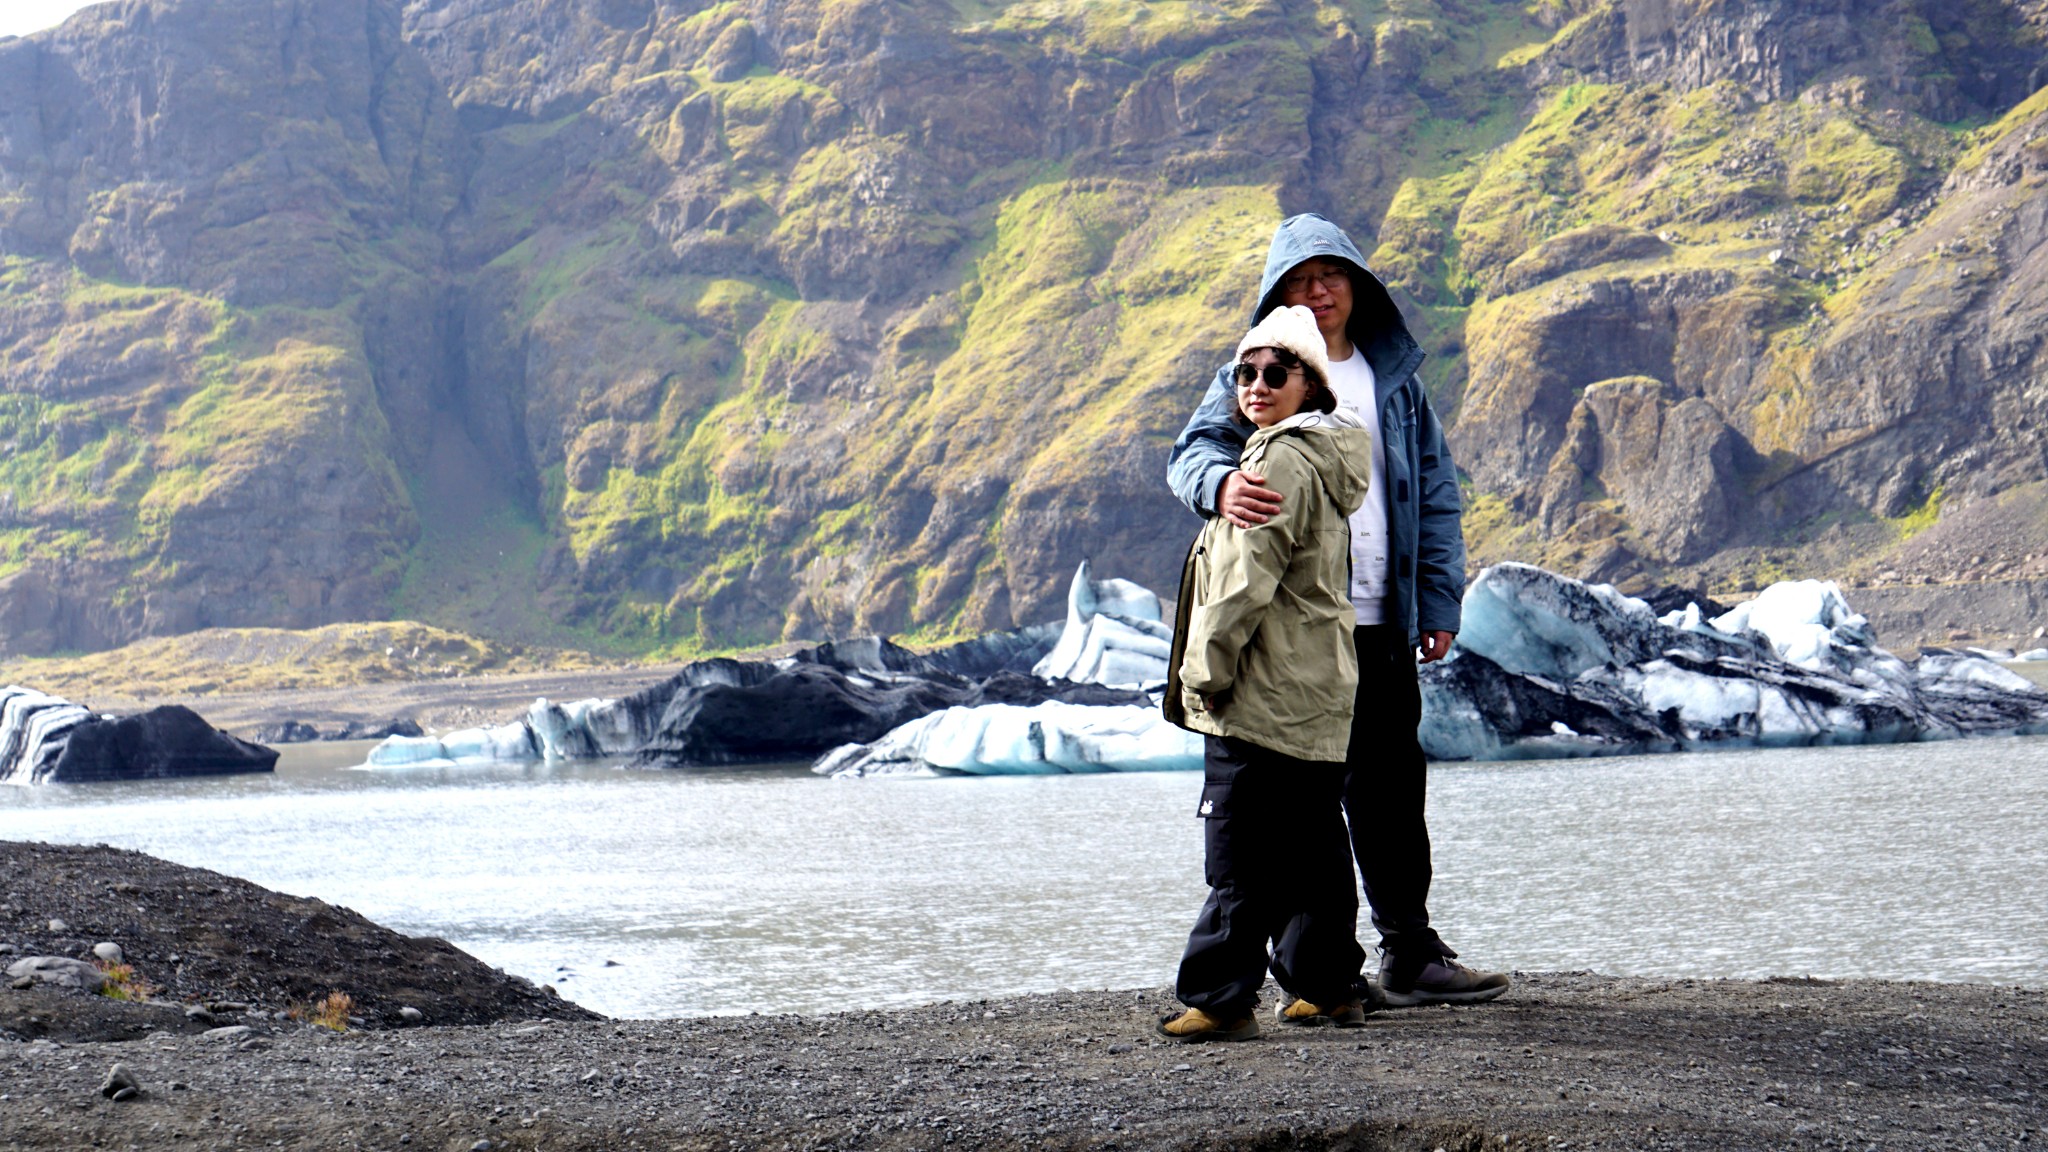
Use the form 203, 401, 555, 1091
1, 737, 2044, 1018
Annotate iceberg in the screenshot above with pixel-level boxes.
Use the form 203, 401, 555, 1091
361, 628, 1142, 768
812, 702, 1203, 778
0, 687, 91, 786
366, 561, 2048, 774
1031, 561, 1174, 687
1420, 564, 2048, 761
1, 685, 275, 784
1700, 579, 1874, 671
363, 722, 538, 767
527, 697, 649, 760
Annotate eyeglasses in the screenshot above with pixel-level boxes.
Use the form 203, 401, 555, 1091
1233, 361, 1301, 390
1279, 268, 1349, 295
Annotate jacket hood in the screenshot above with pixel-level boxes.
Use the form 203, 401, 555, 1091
1252, 213, 1414, 358
1244, 408, 1372, 518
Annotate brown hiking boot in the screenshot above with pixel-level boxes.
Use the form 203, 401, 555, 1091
1157, 1007, 1260, 1042
1277, 997, 1369, 1028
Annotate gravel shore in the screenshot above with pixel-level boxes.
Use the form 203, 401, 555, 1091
3, 842, 2043, 1150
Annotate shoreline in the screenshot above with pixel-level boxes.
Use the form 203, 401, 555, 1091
3, 842, 2043, 1149
8, 975, 2042, 1150
71, 664, 692, 739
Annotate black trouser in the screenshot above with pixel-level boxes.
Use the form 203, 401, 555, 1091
1175, 735, 1364, 1017
1347, 623, 1443, 964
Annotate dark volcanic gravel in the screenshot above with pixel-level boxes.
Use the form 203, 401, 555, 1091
0, 841, 592, 1038
2, 841, 2043, 1150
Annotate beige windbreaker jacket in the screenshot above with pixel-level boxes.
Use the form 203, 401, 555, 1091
1164, 409, 1373, 763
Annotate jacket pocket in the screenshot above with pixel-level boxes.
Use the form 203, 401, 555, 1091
1197, 780, 1236, 888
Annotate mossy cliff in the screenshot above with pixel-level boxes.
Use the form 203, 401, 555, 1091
1, 0, 2046, 656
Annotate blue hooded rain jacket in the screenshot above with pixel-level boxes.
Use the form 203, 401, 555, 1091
1166, 212, 1466, 644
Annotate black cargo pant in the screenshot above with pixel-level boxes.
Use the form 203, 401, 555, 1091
1174, 735, 1364, 1017
1347, 623, 1443, 963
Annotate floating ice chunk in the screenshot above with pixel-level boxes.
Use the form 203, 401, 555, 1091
0, 686, 92, 786
1658, 602, 1707, 633
1032, 561, 1173, 687
1966, 646, 2017, 662
2019, 648, 2048, 662
1637, 663, 1764, 732
528, 697, 644, 760
1456, 562, 1665, 678
1417, 565, 2048, 761
1038, 615, 1172, 687
365, 721, 538, 767
1708, 580, 1871, 670
1918, 650, 2037, 694
815, 702, 1201, 778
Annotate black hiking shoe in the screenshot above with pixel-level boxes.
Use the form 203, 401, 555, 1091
1378, 946, 1511, 1007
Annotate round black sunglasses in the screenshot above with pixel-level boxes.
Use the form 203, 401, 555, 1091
1233, 361, 1301, 390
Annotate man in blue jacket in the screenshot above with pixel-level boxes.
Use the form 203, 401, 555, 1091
1168, 212, 1508, 1008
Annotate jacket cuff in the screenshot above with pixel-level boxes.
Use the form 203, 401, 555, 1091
1197, 464, 1235, 517
1417, 600, 1462, 636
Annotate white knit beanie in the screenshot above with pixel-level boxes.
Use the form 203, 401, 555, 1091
1236, 304, 1331, 385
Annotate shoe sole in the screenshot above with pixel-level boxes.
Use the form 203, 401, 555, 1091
1378, 983, 1510, 1008
1159, 1016, 1260, 1042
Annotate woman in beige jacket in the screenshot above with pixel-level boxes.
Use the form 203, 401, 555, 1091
1160, 305, 1373, 1042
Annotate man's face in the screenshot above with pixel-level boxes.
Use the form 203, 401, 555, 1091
1275, 258, 1352, 347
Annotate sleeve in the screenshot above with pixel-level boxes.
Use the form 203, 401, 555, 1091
1413, 393, 1467, 636
1179, 445, 1312, 695
1166, 363, 1249, 518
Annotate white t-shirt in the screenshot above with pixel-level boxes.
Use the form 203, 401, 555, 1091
1324, 350, 1388, 624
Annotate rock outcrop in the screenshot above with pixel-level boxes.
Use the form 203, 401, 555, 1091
2, 0, 2047, 655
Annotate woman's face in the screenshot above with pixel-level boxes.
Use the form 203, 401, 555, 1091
1235, 348, 1308, 428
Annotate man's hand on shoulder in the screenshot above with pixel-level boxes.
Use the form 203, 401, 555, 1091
1418, 631, 1454, 663
1218, 469, 1283, 529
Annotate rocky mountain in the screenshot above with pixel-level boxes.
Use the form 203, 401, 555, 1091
1, 0, 2044, 657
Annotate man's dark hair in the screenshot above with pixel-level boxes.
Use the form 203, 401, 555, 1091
1231, 347, 1336, 427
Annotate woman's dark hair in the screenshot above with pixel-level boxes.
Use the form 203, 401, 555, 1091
1231, 346, 1336, 427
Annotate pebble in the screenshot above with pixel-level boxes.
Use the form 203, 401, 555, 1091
98, 1063, 140, 1100
46, 919, 68, 933
238, 1038, 271, 1051
201, 1025, 254, 1041
0, 943, 15, 954
91, 942, 124, 964
400, 1006, 424, 1023
184, 1005, 215, 1023
471, 1141, 493, 1151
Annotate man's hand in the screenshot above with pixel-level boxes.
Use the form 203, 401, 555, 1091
1218, 469, 1283, 529
1418, 631, 1455, 663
